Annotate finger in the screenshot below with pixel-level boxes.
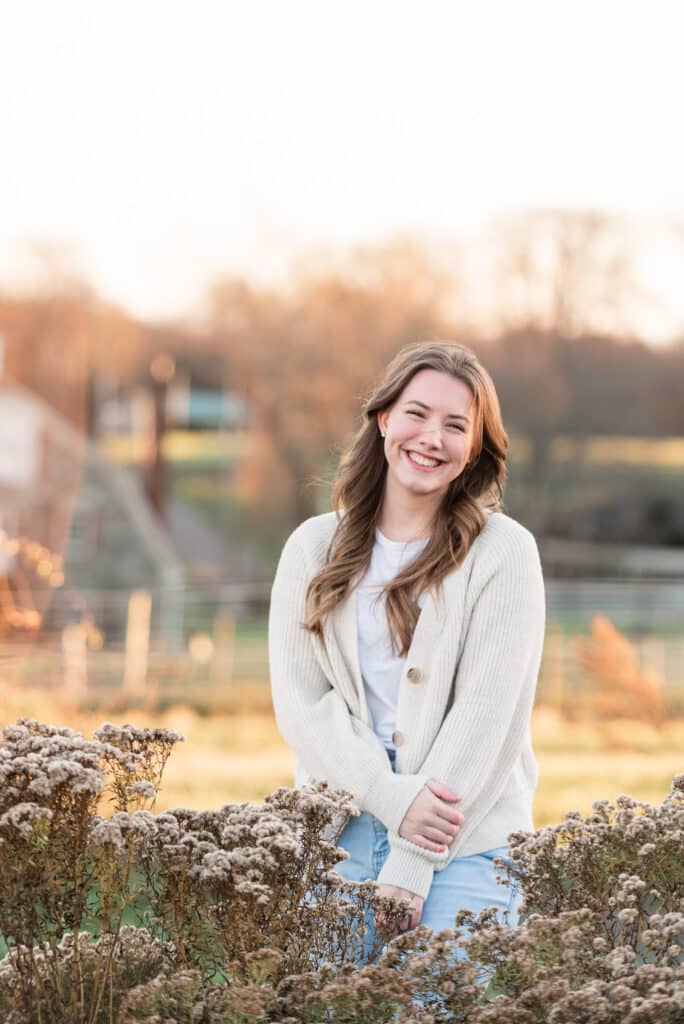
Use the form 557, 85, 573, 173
427, 780, 461, 803
435, 806, 465, 828
407, 832, 448, 853
421, 825, 454, 845
432, 818, 462, 837
427, 818, 460, 841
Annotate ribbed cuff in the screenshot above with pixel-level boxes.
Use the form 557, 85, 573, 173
376, 839, 449, 900
362, 771, 429, 835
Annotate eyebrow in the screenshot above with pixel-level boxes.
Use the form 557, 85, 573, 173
404, 399, 470, 423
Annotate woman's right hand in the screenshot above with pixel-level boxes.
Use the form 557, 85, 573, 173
398, 781, 464, 852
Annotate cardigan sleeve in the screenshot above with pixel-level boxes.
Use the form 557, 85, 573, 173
376, 525, 546, 899
268, 530, 429, 834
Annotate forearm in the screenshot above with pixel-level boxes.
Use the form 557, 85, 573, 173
272, 676, 427, 831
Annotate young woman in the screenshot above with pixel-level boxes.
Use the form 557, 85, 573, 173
268, 341, 545, 952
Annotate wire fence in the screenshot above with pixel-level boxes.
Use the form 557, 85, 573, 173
3, 578, 684, 713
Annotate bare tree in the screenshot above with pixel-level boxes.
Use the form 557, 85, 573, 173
203, 240, 461, 533
489, 208, 641, 338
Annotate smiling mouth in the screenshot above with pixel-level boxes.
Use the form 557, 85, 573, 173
404, 449, 445, 470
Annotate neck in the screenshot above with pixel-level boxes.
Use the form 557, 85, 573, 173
376, 480, 440, 542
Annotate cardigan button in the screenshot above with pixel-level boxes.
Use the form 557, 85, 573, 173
392, 730, 405, 747
406, 666, 421, 684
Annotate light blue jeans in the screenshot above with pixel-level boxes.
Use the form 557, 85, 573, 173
334, 752, 521, 963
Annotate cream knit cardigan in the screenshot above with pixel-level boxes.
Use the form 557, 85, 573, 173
268, 509, 546, 900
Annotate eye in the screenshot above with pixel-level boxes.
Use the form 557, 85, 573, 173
407, 410, 424, 418
446, 423, 465, 432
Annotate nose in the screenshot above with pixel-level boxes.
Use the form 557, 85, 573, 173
418, 425, 446, 445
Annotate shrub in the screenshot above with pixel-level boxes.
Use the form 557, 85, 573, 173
0, 719, 682, 1023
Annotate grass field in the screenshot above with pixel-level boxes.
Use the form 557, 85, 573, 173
101, 430, 684, 473
153, 707, 684, 826
2, 684, 680, 828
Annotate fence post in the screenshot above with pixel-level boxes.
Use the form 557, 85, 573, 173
123, 590, 152, 700
62, 623, 88, 700
541, 624, 566, 710
211, 612, 235, 687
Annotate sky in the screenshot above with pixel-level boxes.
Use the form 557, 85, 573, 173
1, 0, 684, 336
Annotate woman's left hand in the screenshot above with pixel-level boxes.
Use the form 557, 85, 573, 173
374, 884, 424, 939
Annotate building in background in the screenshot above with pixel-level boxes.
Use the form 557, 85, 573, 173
0, 382, 184, 645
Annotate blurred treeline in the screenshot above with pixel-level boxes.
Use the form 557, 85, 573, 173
2, 210, 684, 552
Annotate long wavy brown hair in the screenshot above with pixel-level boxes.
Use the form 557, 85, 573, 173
304, 341, 508, 655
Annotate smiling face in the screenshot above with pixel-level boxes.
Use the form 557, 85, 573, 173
377, 368, 476, 507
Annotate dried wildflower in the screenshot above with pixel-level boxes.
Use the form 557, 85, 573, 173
0, 927, 177, 1024
93, 722, 183, 813
1, 722, 683, 1023
0, 802, 53, 836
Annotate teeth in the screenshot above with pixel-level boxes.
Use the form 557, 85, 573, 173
408, 451, 441, 468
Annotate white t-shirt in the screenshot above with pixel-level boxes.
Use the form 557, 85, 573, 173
356, 528, 429, 749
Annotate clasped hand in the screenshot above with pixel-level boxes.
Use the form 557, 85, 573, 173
374, 780, 463, 937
